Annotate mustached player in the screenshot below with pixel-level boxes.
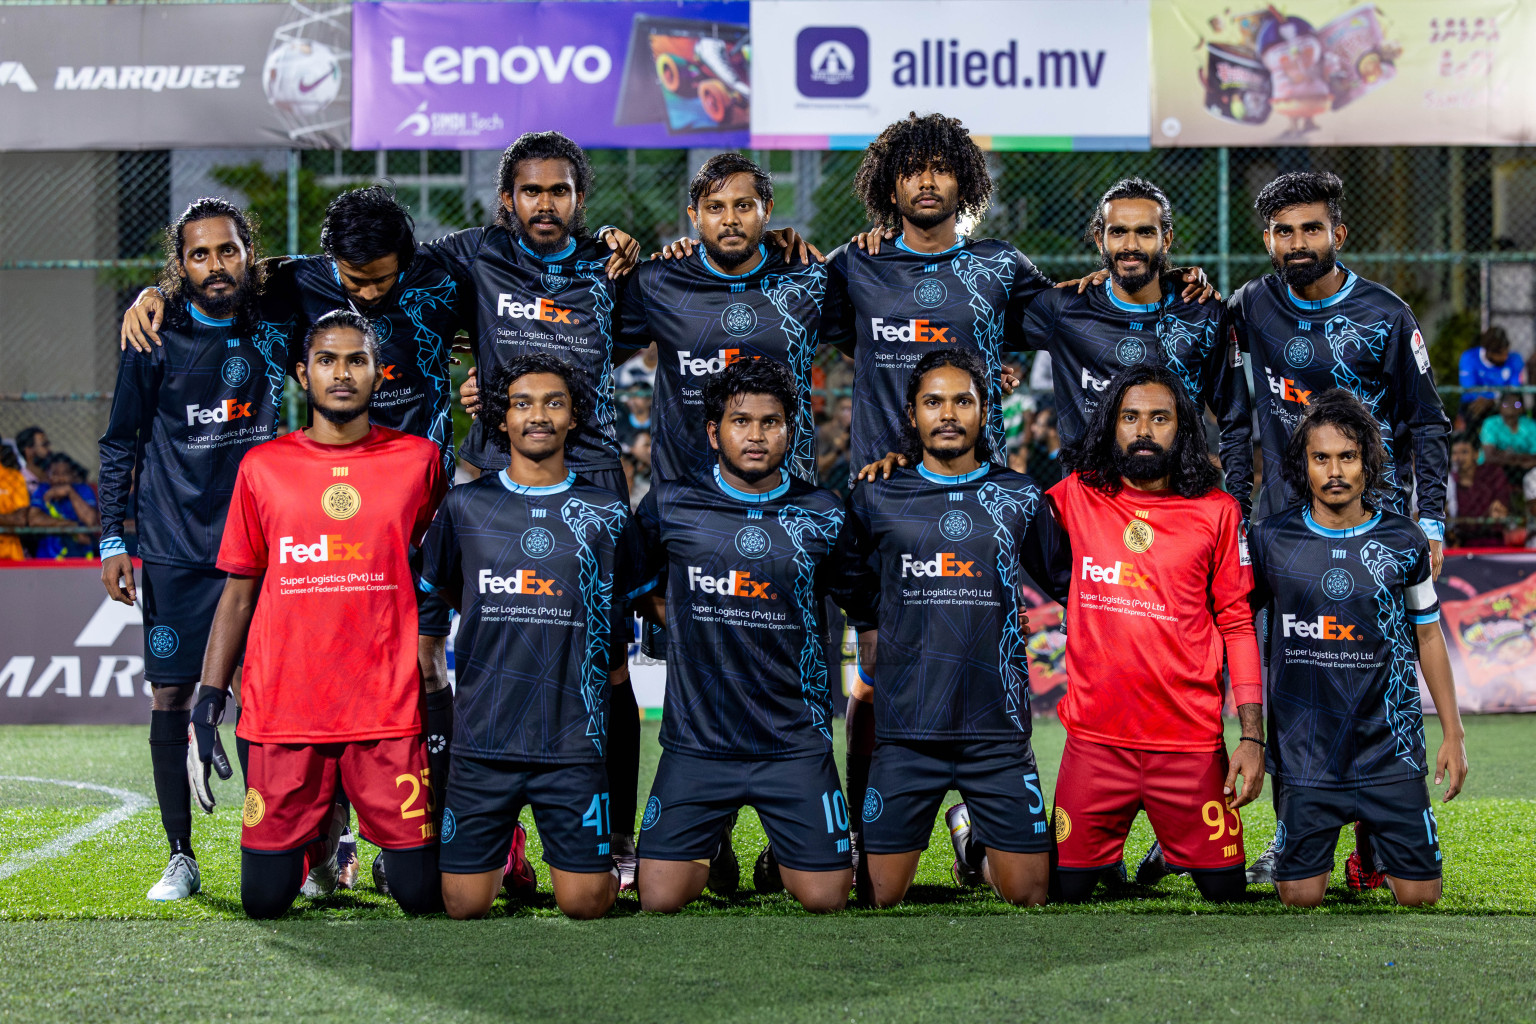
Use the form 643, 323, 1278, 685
191, 311, 446, 918
842, 349, 1069, 906
1249, 390, 1466, 907
422, 354, 646, 920
632, 358, 861, 913
1047, 364, 1264, 903
98, 198, 291, 901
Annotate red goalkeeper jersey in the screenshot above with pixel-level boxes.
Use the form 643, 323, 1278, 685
1046, 473, 1261, 752
218, 426, 445, 744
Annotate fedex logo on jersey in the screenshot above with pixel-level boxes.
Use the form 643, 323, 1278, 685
1080, 367, 1113, 392
1265, 371, 1312, 406
900, 552, 976, 578
687, 566, 776, 599
185, 398, 253, 427
278, 535, 369, 564
1080, 555, 1151, 589
477, 568, 557, 596
1281, 614, 1359, 641
496, 293, 576, 324
870, 317, 951, 343
678, 348, 744, 376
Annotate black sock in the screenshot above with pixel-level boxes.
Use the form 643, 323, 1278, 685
1052, 867, 1101, 903
380, 846, 444, 916
607, 677, 640, 838
241, 848, 307, 920
425, 687, 454, 833
149, 706, 193, 858
1190, 866, 1250, 902
844, 694, 875, 837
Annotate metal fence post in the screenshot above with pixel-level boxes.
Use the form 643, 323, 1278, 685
286, 149, 300, 257
1216, 146, 1230, 298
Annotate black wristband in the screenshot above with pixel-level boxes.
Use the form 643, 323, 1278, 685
1238, 736, 1264, 747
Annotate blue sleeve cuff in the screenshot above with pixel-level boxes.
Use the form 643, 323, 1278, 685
417, 577, 437, 595
1410, 611, 1441, 625
625, 576, 662, 603
1419, 519, 1445, 542
99, 536, 128, 559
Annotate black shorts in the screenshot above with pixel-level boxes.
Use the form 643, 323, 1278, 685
140, 561, 226, 686
1273, 777, 1442, 882
862, 738, 1050, 855
439, 755, 613, 874
638, 748, 851, 872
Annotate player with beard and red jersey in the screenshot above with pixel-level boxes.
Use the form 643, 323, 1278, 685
189, 310, 446, 919
1046, 364, 1263, 903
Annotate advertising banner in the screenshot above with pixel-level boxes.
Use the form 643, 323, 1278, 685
0, 1, 350, 150
748, 0, 1150, 150
351, 1, 750, 149
1152, 1, 1536, 147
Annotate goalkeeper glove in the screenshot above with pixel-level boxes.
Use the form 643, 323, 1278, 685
187, 685, 232, 813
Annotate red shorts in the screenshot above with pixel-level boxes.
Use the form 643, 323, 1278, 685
241, 736, 436, 853
1052, 734, 1244, 871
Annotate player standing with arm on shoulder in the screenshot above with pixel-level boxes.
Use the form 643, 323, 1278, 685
841, 349, 1070, 907
1248, 390, 1465, 907
423, 354, 645, 920
1047, 364, 1263, 903
191, 311, 446, 919
98, 198, 290, 901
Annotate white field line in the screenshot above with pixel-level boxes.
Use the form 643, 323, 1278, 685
0, 775, 152, 882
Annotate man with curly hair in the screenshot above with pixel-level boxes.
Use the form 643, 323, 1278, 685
1046, 364, 1263, 904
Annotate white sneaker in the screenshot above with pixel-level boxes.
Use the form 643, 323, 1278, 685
612, 833, 637, 892
147, 853, 201, 901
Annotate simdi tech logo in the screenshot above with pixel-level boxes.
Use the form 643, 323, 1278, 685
797, 27, 868, 98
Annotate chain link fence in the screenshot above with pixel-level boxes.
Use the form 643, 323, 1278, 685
4, 144, 1536, 545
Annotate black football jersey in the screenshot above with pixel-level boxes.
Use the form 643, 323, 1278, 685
1249, 505, 1440, 788
842, 464, 1069, 741
823, 236, 1053, 473
98, 302, 292, 568
1229, 268, 1450, 538
419, 470, 647, 763
618, 247, 829, 483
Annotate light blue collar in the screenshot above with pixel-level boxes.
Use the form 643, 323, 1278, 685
713, 464, 789, 503
917, 462, 989, 484
517, 236, 577, 263
188, 304, 236, 327
894, 234, 964, 255
1304, 506, 1380, 538
498, 469, 575, 495
1103, 278, 1163, 314
700, 244, 767, 280
1286, 265, 1358, 310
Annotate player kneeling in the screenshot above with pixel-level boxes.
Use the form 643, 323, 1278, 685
422, 355, 644, 920
843, 351, 1069, 906
1249, 391, 1467, 908
633, 358, 861, 913
191, 311, 447, 919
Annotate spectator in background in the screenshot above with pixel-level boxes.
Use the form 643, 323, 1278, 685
1480, 390, 1536, 503
1025, 407, 1063, 489
1459, 327, 1524, 426
29, 453, 99, 559
614, 342, 658, 390
616, 386, 653, 450
1000, 360, 1037, 452
14, 426, 51, 488
1448, 432, 1512, 548
622, 429, 653, 511
0, 444, 31, 560
817, 396, 853, 496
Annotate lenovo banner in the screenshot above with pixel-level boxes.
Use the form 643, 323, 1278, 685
0, 1, 350, 150
351, 0, 750, 149
748, 0, 1150, 150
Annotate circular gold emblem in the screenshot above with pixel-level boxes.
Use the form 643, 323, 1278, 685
1053, 808, 1071, 843
242, 788, 266, 828
321, 483, 361, 521
1123, 519, 1154, 553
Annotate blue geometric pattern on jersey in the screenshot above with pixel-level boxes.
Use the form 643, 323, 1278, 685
560, 494, 630, 757
1359, 539, 1426, 774
253, 319, 290, 412
762, 263, 827, 484
951, 249, 1017, 455
575, 258, 619, 451
1157, 311, 1216, 403
975, 480, 1039, 730
398, 275, 460, 474
1325, 314, 1401, 507
777, 502, 844, 742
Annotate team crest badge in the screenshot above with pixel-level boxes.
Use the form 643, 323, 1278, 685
641, 796, 661, 831
1123, 519, 1154, 553
735, 525, 771, 558
147, 625, 179, 658
721, 302, 757, 337
369, 316, 393, 345
1053, 808, 1071, 843
939, 510, 972, 540
542, 271, 571, 293
1115, 337, 1146, 365
1285, 336, 1313, 369
862, 789, 884, 823
321, 483, 361, 521
440, 808, 457, 843
221, 356, 250, 388
522, 527, 555, 558
242, 788, 265, 828
1273, 819, 1287, 852
913, 278, 947, 308
1322, 567, 1355, 600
